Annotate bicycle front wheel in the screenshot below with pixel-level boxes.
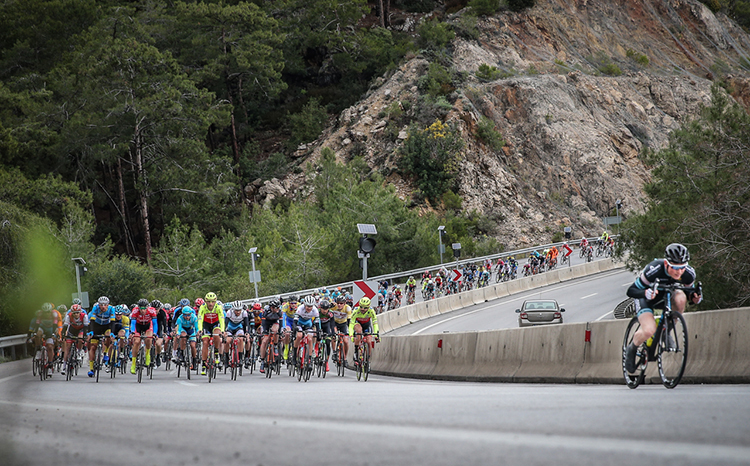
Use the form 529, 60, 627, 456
658, 312, 688, 389
622, 317, 647, 389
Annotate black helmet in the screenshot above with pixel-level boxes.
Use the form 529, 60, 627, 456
665, 243, 690, 264
150, 299, 162, 309
138, 298, 149, 308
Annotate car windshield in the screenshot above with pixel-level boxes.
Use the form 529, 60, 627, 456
524, 301, 557, 310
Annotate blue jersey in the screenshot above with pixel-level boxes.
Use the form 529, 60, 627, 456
176, 314, 198, 334
89, 304, 116, 326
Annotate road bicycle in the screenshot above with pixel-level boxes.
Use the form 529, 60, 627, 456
204, 334, 219, 383
63, 335, 85, 381
228, 335, 243, 381
263, 327, 281, 379
90, 334, 109, 383
332, 331, 347, 377
315, 334, 331, 378
245, 331, 257, 374
622, 280, 694, 389
295, 329, 315, 382
134, 335, 153, 383
163, 335, 173, 371
353, 332, 378, 382
32, 341, 49, 381
176, 335, 194, 380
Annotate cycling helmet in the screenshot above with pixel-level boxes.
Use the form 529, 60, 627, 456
269, 299, 281, 308
335, 296, 346, 304
70, 304, 82, 313
252, 302, 262, 311
181, 307, 195, 318
232, 301, 243, 311
223, 302, 232, 311
98, 296, 110, 305
303, 295, 315, 306
205, 292, 217, 302
163, 303, 172, 311
288, 295, 298, 303
114, 305, 123, 315
319, 300, 331, 310
194, 298, 204, 307
57, 304, 68, 313
359, 297, 371, 308
179, 298, 190, 307
665, 243, 690, 264
138, 298, 149, 308
150, 299, 162, 309
72, 298, 82, 305
42, 302, 53, 312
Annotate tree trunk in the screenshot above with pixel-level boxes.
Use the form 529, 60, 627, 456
133, 127, 152, 263
116, 157, 135, 256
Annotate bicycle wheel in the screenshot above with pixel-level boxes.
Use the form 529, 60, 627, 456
137, 348, 144, 383
39, 348, 48, 381
337, 340, 345, 377
207, 346, 215, 383
304, 354, 311, 382
622, 317, 647, 389
164, 340, 172, 372
297, 346, 304, 382
658, 312, 688, 389
32, 348, 39, 377
363, 344, 371, 382
321, 342, 328, 379
356, 345, 363, 381
95, 344, 102, 383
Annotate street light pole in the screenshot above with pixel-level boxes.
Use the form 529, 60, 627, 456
71, 257, 85, 300
438, 225, 445, 264
248, 247, 259, 300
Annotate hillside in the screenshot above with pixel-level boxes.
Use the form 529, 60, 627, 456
253, 0, 750, 248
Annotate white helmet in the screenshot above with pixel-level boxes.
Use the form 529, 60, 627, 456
303, 295, 315, 306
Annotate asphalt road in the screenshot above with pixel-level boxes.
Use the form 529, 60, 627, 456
3, 263, 748, 466
1, 364, 749, 466
390, 268, 636, 335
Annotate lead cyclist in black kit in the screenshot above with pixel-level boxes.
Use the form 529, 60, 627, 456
624, 243, 703, 374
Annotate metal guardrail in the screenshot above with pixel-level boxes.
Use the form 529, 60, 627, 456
0, 334, 28, 360
239, 236, 613, 306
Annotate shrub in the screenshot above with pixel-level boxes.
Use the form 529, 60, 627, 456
452, 15, 480, 40
469, 0, 500, 16
417, 62, 455, 97
288, 98, 328, 147
86, 256, 154, 306
626, 49, 649, 66
417, 20, 456, 50
506, 0, 536, 12
476, 117, 505, 151
476, 63, 502, 81
399, 120, 464, 203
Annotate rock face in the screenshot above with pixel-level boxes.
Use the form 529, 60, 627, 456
261, 0, 750, 248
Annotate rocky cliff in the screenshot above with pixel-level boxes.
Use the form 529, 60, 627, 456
253, 0, 750, 248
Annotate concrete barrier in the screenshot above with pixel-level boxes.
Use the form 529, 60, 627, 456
378, 310, 394, 334
407, 303, 421, 323
390, 307, 411, 330
375, 307, 750, 384
426, 299, 441, 318
571, 263, 587, 278
416, 301, 431, 321
494, 282, 510, 299
483, 284, 498, 301
557, 266, 574, 282
470, 288, 485, 305
545, 269, 561, 285
437, 296, 453, 314
450, 293, 469, 312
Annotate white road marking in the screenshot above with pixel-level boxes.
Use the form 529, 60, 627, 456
580, 293, 598, 299
596, 311, 613, 321
2, 399, 749, 463
176, 380, 198, 387
408, 270, 626, 335
0, 372, 26, 384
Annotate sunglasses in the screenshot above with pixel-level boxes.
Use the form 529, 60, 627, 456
666, 261, 688, 270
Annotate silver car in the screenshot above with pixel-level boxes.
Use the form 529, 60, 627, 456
515, 299, 565, 327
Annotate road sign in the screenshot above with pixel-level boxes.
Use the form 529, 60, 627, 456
72, 292, 89, 309
352, 280, 378, 304
248, 270, 261, 283
450, 269, 462, 282
603, 216, 621, 226
562, 243, 572, 257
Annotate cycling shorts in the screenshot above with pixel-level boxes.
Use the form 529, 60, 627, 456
319, 319, 334, 336
635, 295, 669, 317
65, 327, 86, 341
178, 327, 197, 342
226, 326, 245, 337
283, 315, 295, 330
90, 322, 112, 341
334, 322, 349, 336
134, 321, 153, 336
262, 319, 280, 335
202, 321, 221, 335
354, 321, 373, 335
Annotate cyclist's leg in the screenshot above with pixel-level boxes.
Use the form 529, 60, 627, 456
672, 290, 688, 313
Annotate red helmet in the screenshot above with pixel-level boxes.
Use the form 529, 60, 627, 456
195, 298, 205, 306
252, 302, 262, 311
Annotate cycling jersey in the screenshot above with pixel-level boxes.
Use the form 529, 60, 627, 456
198, 303, 225, 332
89, 303, 116, 326
29, 311, 59, 336
63, 312, 89, 332
225, 310, 248, 333
349, 306, 379, 337
130, 307, 158, 334
111, 315, 130, 338
627, 259, 698, 315
176, 314, 198, 333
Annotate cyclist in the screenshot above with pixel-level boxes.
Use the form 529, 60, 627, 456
88, 296, 116, 377
60, 304, 89, 376
330, 296, 352, 364
259, 298, 283, 373
198, 292, 225, 376
110, 305, 130, 370
28, 303, 60, 377
349, 297, 379, 366
224, 301, 248, 368
280, 296, 299, 362
317, 299, 334, 372
175, 306, 199, 370
624, 243, 702, 373
406, 276, 417, 294
293, 295, 321, 367
129, 303, 158, 374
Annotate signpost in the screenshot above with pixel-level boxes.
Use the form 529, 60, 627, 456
352, 280, 378, 304
450, 269, 463, 282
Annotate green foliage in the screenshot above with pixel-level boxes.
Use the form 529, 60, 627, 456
417, 19, 456, 50
626, 49, 650, 66
442, 190, 463, 211
418, 62, 455, 97
86, 256, 154, 306
476, 63, 503, 81
452, 15, 480, 40
399, 120, 464, 203
506, 0, 536, 12
288, 98, 329, 147
395, 0, 440, 13
619, 85, 750, 308
476, 117, 505, 151
469, 0, 500, 16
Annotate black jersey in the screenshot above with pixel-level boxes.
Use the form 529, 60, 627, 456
627, 259, 697, 300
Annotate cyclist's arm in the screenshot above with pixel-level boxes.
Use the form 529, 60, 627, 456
370, 309, 379, 335
218, 309, 225, 332
130, 316, 137, 334
197, 306, 204, 333
152, 317, 158, 336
